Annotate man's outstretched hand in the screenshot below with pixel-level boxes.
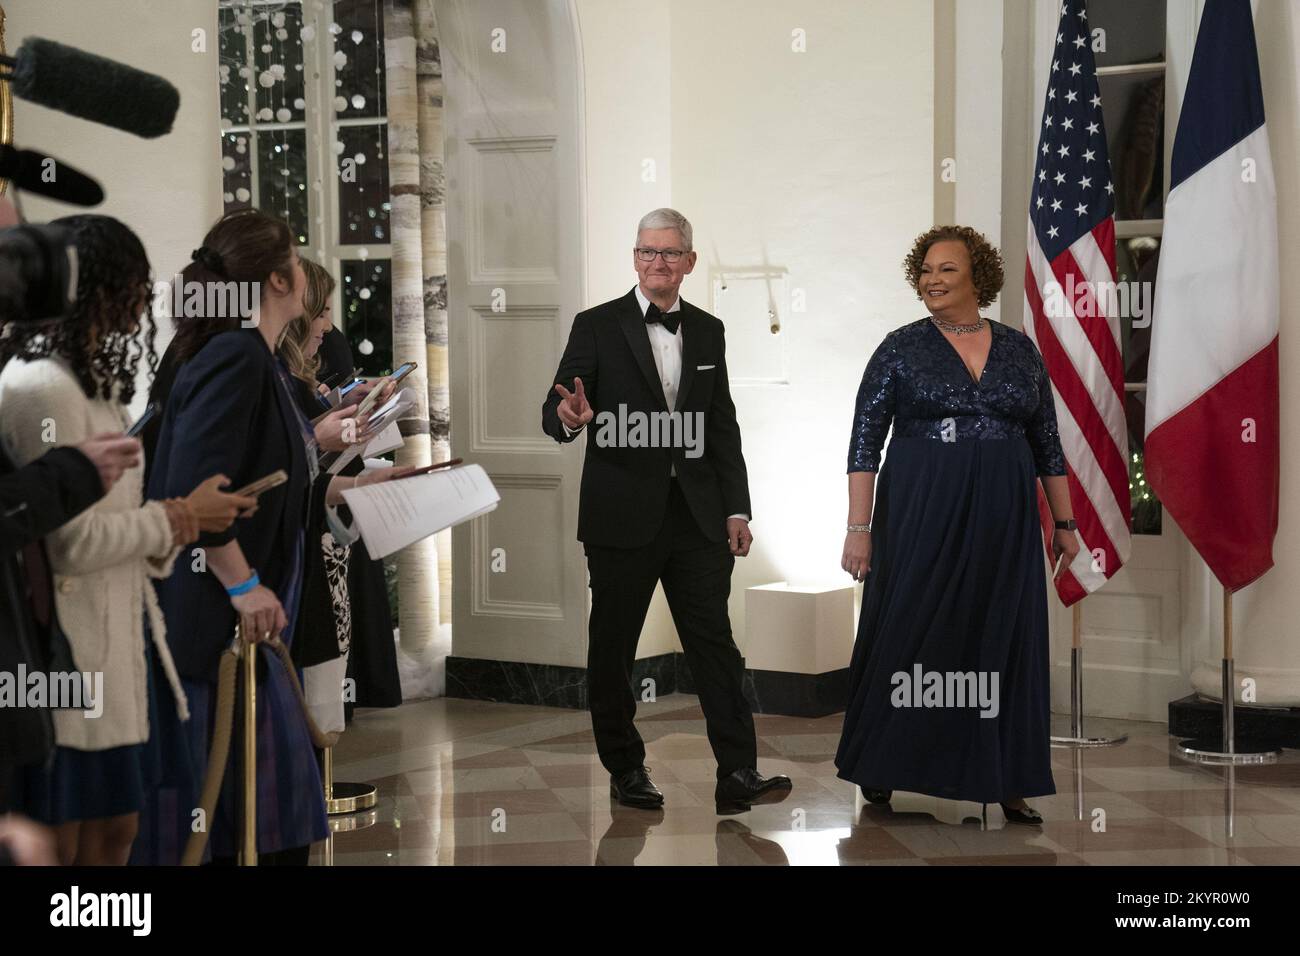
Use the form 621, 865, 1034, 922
553, 377, 594, 431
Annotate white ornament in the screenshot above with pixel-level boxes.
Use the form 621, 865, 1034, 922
351, 94, 365, 110
358, 338, 374, 355
235, 187, 251, 202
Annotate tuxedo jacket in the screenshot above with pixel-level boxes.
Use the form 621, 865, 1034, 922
542, 288, 751, 548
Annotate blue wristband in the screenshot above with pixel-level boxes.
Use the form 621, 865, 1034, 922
226, 572, 260, 597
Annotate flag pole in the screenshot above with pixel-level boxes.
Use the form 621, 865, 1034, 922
1177, 585, 1279, 764
1051, 597, 1128, 749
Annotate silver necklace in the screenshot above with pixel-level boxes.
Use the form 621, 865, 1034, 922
930, 315, 986, 335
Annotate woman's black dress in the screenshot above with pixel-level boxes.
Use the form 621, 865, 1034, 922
834, 317, 1066, 803
315, 329, 402, 710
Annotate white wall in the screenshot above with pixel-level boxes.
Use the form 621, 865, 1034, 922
578, 0, 935, 657
5, 0, 223, 413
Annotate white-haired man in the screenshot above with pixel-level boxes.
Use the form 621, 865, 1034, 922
542, 208, 791, 814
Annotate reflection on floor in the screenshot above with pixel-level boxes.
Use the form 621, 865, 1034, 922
312, 695, 1300, 865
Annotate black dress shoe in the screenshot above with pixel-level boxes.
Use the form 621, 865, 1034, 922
998, 802, 1043, 826
715, 768, 793, 815
860, 786, 892, 804
609, 766, 664, 809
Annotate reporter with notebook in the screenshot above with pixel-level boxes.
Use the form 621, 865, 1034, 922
278, 256, 411, 735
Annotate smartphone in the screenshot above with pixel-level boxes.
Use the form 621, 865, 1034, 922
232, 470, 288, 499
389, 361, 417, 385
355, 362, 418, 418
125, 402, 158, 439
338, 377, 366, 398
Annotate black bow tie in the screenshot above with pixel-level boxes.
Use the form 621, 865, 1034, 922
645, 301, 681, 334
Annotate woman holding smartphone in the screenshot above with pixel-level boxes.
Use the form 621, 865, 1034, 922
145, 211, 405, 865
278, 257, 410, 738
0, 214, 252, 864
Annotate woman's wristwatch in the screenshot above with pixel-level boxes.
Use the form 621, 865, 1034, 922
1054, 519, 1077, 531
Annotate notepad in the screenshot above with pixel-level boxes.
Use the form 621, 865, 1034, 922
326, 387, 417, 475
340, 463, 501, 558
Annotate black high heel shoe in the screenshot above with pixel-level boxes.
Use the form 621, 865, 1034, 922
860, 786, 892, 805
998, 802, 1043, 825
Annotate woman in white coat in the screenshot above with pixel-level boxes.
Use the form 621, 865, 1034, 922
0, 215, 254, 864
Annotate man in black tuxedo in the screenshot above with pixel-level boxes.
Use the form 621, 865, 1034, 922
542, 208, 791, 814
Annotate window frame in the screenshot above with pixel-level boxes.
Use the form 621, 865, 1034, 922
218, 0, 393, 359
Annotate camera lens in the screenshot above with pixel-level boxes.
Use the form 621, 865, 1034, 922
0, 223, 76, 323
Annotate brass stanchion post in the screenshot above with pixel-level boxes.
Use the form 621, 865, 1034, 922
238, 631, 258, 866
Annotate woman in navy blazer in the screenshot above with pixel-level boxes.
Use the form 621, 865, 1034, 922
144, 211, 355, 865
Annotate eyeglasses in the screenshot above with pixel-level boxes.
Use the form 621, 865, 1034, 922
635, 247, 687, 264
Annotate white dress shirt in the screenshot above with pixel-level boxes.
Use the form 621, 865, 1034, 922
563, 287, 749, 524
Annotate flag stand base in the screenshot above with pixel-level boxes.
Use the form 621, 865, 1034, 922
1176, 655, 1279, 765
1050, 608, 1127, 749
1174, 591, 1281, 766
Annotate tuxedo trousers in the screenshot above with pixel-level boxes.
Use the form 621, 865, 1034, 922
583, 478, 757, 780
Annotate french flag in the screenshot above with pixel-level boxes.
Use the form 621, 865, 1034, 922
1145, 0, 1279, 592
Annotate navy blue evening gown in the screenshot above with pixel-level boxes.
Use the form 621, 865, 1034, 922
834, 317, 1066, 803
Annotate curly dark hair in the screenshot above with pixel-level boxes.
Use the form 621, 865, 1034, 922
0, 214, 156, 403
902, 224, 1005, 309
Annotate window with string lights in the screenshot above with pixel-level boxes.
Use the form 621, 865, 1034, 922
218, 0, 394, 375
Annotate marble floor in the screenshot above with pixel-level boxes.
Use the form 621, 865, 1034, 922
312, 695, 1300, 866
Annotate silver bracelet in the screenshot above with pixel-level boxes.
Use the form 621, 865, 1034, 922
846, 523, 870, 533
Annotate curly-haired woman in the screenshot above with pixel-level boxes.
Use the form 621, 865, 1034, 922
834, 225, 1079, 826
0, 214, 253, 864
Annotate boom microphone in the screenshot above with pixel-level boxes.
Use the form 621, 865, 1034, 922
0, 38, 180, 138
0, 145, 104, 206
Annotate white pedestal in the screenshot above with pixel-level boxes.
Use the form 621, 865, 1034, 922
744, 582, 856, 675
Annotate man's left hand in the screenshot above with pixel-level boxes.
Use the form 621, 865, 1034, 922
727, 517, 752, 557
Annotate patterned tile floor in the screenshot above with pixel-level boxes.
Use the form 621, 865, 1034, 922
312, 695, 1300, 865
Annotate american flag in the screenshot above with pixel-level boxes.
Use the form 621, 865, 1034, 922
1023, 0, 1132, 606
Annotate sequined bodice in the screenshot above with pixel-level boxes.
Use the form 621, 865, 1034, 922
847, 318, 1066, 476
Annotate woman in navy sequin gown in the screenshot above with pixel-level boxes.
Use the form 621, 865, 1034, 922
834, 226, 1079, 824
